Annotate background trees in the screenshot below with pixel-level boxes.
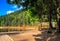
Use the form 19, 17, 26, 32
6, 0, 59, 25
0, 0, 60, 32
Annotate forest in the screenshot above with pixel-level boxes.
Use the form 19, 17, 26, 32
0, 0, 60, 32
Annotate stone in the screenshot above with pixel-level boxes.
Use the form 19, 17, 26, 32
0, 35, 14, 41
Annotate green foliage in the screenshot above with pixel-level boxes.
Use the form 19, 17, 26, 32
0, 10, 39, 26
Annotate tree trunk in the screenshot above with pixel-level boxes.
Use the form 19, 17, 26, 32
49, 11, 53, 29
57, 18, 60, 32
47, 10, 53, 33
57, 7, 60, 32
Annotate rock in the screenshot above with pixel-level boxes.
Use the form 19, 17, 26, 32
0, 35, 14, 41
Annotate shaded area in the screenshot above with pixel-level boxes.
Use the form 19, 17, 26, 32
34, 29, 60, 41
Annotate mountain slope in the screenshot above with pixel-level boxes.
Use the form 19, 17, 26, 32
0, 9, 39, 26
0, 10, 32, 26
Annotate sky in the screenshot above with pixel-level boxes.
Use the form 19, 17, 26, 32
0, 0, 22, 16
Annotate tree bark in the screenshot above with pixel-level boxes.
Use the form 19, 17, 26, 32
57, 18, 60, 32
57, 7, 60, 32
49, 11, 53, 29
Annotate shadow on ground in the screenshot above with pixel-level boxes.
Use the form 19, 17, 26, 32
34, 28, 60, 41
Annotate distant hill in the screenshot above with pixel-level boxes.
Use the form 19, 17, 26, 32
0, 10, 34, 26
0, 9, 39, 26
0, 10, 56, 26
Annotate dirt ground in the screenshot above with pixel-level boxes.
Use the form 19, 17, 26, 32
0, 30, 60, 41
8, 30, 41, 41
